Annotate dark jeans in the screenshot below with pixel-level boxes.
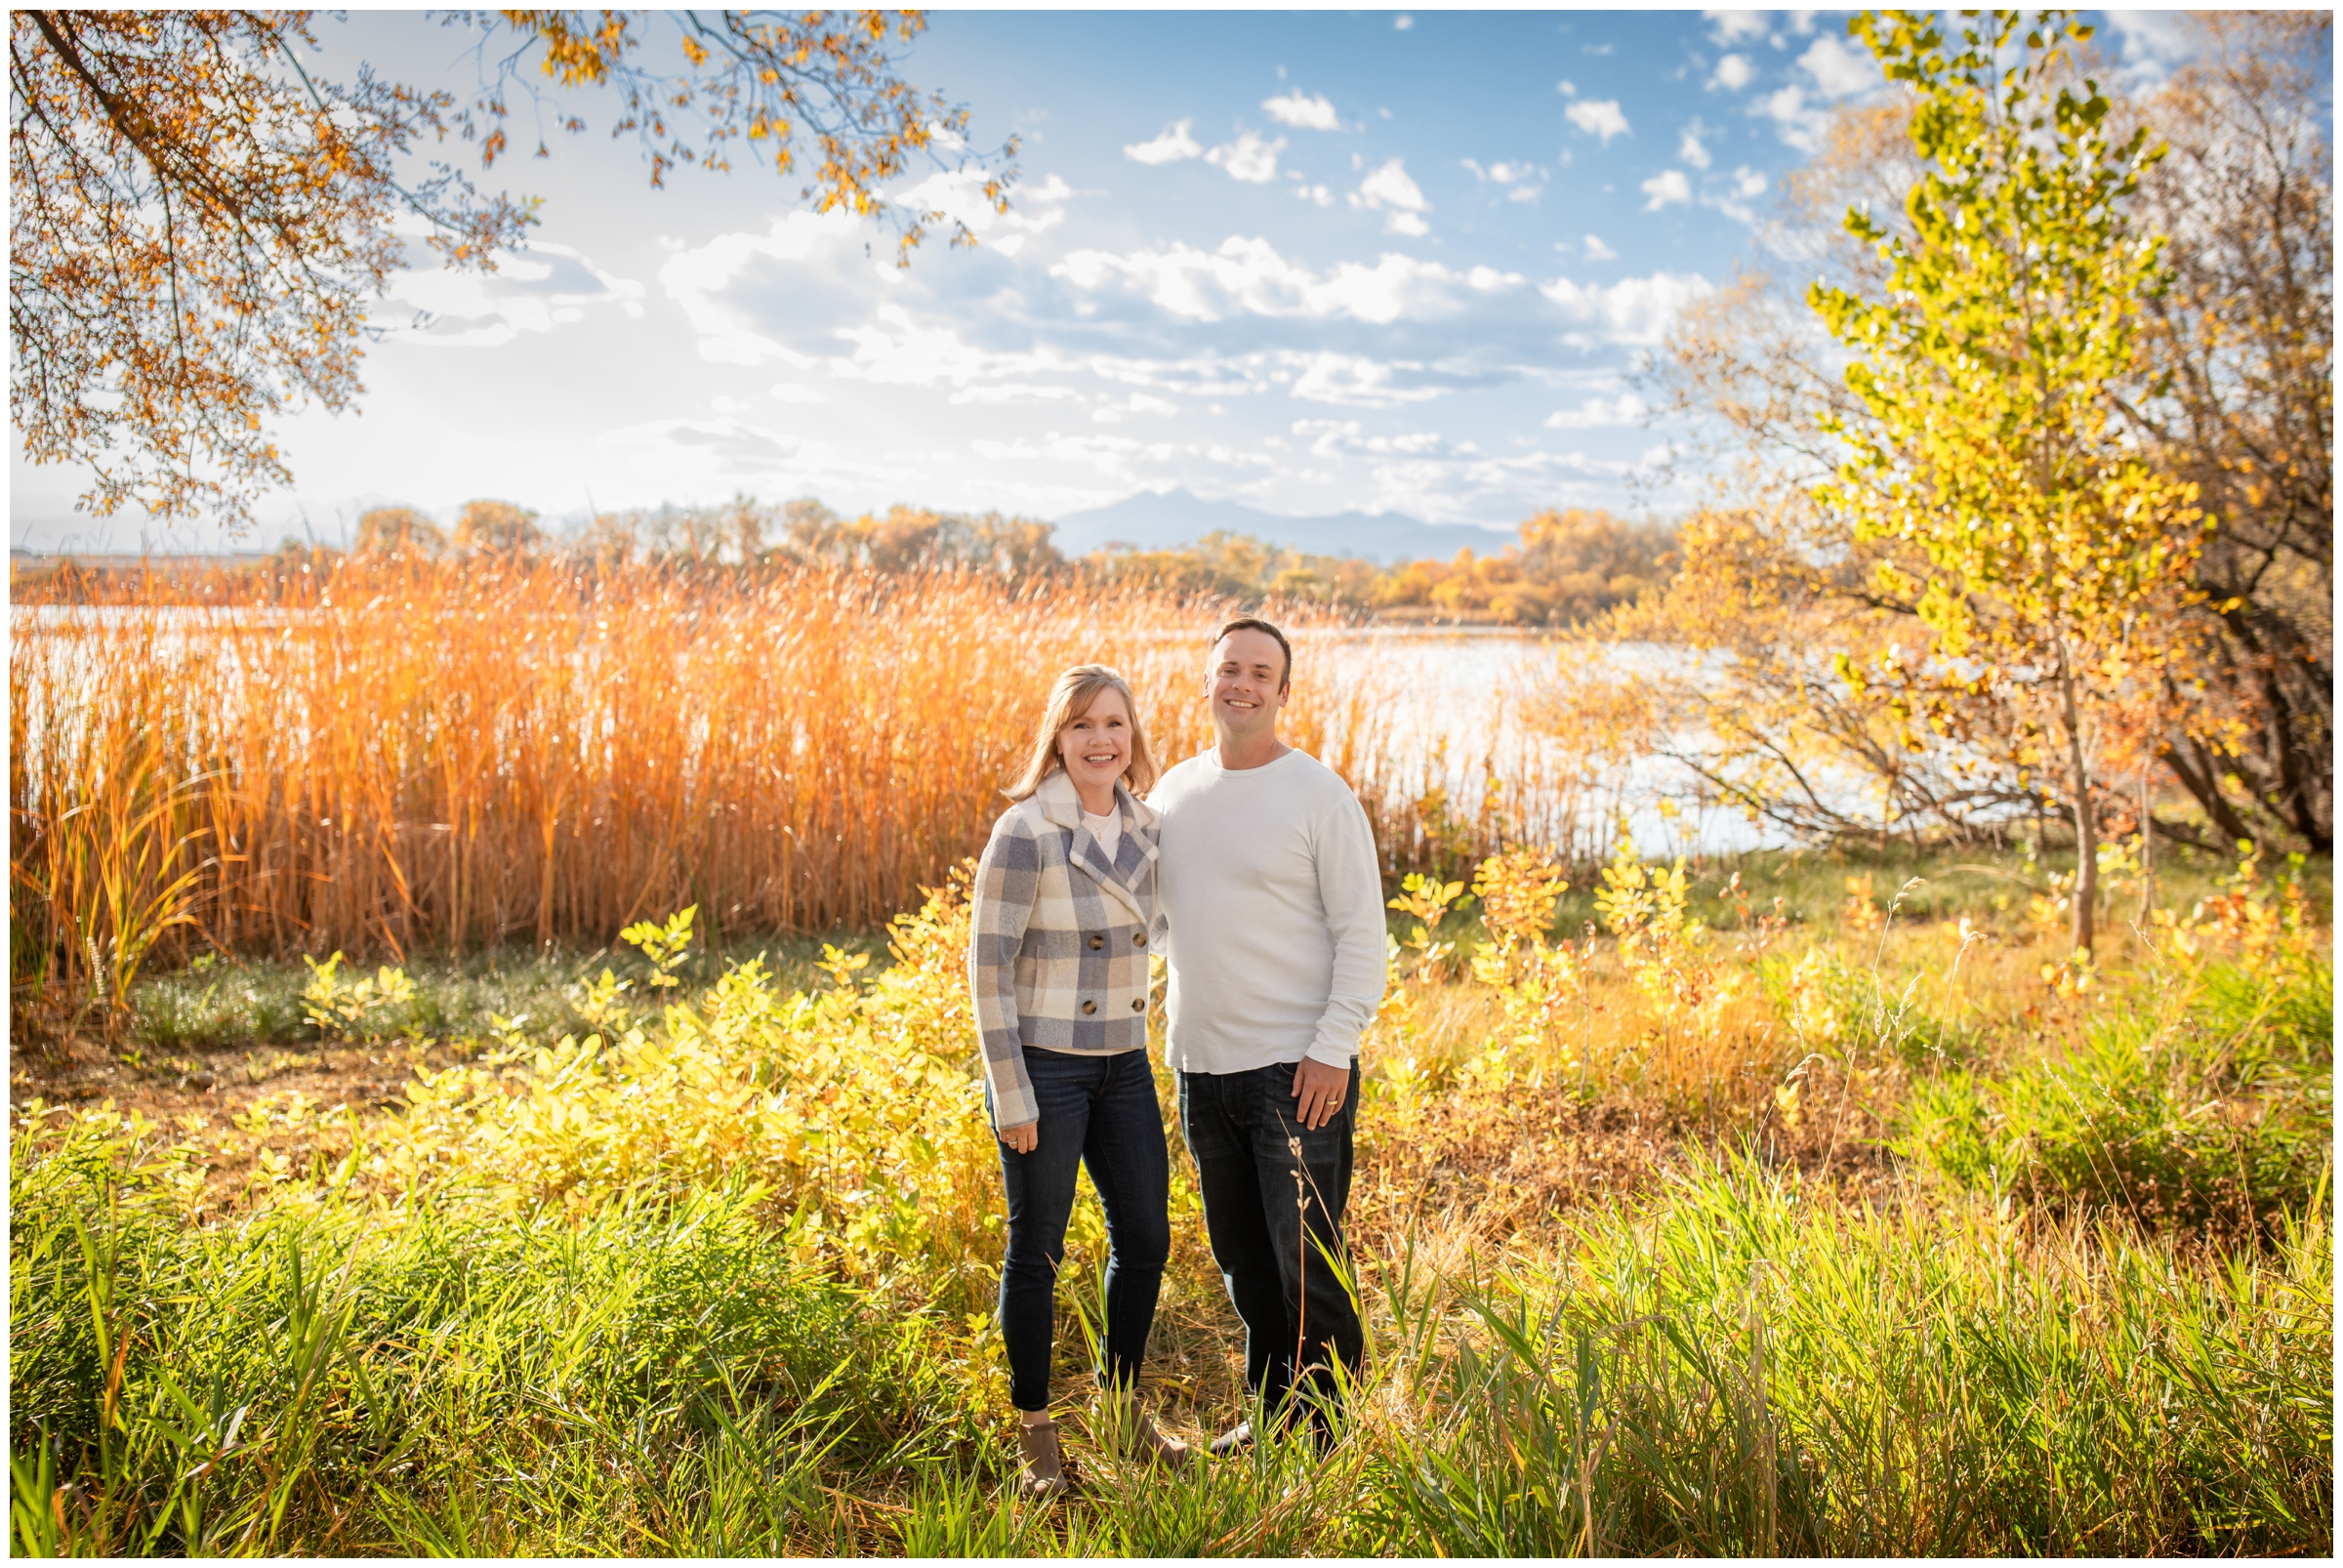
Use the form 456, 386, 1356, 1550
990, 1047, 1171, 1413
1177, 1060, 1363, 1425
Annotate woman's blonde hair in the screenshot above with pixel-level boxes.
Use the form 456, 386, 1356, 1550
1006, 664, 1159, 802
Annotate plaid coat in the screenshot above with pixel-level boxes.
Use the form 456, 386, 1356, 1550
968, 767, 1165, 1131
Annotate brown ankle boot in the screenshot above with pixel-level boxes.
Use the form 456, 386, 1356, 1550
1130, 1407, 1194, 1470
1017, 1418, 1068, 1498
1098, 1393, 1194, 1470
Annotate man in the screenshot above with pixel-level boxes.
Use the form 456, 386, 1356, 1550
1150, 616, 1387, 1450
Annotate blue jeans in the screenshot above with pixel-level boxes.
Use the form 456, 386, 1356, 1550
1177, 1060, 1363, 1425
990, 1047, 1171, 1413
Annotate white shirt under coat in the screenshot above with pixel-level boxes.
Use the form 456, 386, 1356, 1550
1149, 747, 1389, 1075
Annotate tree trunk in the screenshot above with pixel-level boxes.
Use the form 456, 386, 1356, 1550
2057, 639, 2096, 955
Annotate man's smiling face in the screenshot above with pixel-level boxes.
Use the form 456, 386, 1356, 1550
1207, 627, 1289, 742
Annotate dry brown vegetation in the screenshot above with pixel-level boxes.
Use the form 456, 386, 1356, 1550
11, 558, 1595, 1017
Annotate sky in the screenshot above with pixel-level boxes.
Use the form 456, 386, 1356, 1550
8, 7, 2207, 554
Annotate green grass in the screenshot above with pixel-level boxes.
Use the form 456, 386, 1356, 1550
12, 842, 2331, 1555
1362, 1156, 2332, 1555
105, 839, 2313, 1059
12, 1113, 2330, 1556
7, 1136, 971, 1555
1898, 957, 2333, 1234
1533, 836, 2322, 941
121, 929, 890, 1055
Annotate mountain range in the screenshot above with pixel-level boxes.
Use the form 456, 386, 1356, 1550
1048, 488, 1511, 563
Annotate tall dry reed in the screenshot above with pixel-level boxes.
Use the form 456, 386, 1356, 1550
11, 557, 1572, 970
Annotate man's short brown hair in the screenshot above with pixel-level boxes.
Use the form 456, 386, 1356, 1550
1211, 615, 1292, 691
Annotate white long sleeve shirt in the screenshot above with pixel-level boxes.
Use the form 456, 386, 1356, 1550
1150, 747, 1389, 1074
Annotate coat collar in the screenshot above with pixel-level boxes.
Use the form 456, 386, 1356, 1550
1033, 767, 1159, 837
1032, 769, 1156, 922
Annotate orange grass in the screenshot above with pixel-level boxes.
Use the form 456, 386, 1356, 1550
11, 557, 1583, 973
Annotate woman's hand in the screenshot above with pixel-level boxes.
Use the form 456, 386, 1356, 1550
999, 1120, 1039, 1154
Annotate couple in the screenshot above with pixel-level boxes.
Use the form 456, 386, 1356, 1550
968, 616, 1387, 1497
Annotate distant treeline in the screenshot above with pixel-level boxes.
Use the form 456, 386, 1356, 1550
73, 495, 1671, 629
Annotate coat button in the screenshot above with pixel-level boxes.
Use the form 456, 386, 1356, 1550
1082, 1000, 1097, 1015
1130, 998, 1145, 1012
1131, 931, 1146, 947
1088, 933, 1104, 951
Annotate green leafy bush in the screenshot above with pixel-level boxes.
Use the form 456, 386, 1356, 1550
1756, 944, 1966, 1067
1897, 961, 2333, 1232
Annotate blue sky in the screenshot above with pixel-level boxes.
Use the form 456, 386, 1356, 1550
9, 7, 2204, 553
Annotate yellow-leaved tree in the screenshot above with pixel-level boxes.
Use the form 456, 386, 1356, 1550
1809, 10, 2208, 956
10, 9, 1014, 527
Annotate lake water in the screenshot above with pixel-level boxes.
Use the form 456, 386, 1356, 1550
1299, 627, 1816, 858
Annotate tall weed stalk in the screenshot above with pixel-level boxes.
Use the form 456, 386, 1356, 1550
11, 558, 1587, 970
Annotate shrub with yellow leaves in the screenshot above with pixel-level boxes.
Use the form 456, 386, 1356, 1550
380, 864, 1006, 1311
1470, 846, 1571, 958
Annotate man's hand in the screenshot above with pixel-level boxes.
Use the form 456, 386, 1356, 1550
1000, 1120, 1039, 1154
1291, 1055, 1350, 1131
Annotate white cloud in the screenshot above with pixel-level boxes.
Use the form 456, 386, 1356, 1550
2105, 10, 2191, 62
1463, 158, 1540, 185
385, 240, 646, 350
1324, 445, 1634, 526
1557, 78, 1578, 98
1288, 352, 1450, 408
1707, 164, 1770, 224
1128, 393, 1178, 416
1125, 119, 1203, 164
1705, 10, 1770, 44
657, 211, 863, 363
2104, 10, 2193, 88
1752, 83, 1828, 151
1295, 183, 1334, 206
827, 305, 1064, 389
1538, 270, 1713, 347
1263, 91, 1341, 131
769, 383, 827, 403
1583, 233, 1618, 262
1709, 53, 1755, 91
1394, 13, 1413, 28
1348, 158, 1432, 236
1798, 33, 1877, 98
1053, 236, 1512, 325
1206, 129, 1286, 183
1640, 170, 1692, 211
948, 384, 1082, 406
892, 168, 1071, 258
1462, 157, 1544, 202
1565, 99, 1630, 143
969, 432, 1176, 475
1544, 392, 1650, 430
600, 417, 887, 488
1292, 419, 1466, 458
655, 172, 1077, 366
1678, 119, 1713, 169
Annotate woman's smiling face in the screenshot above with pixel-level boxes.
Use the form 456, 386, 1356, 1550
1056, 685, 1132, 796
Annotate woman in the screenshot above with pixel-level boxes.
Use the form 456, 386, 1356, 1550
968, 664, 1189, 1497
